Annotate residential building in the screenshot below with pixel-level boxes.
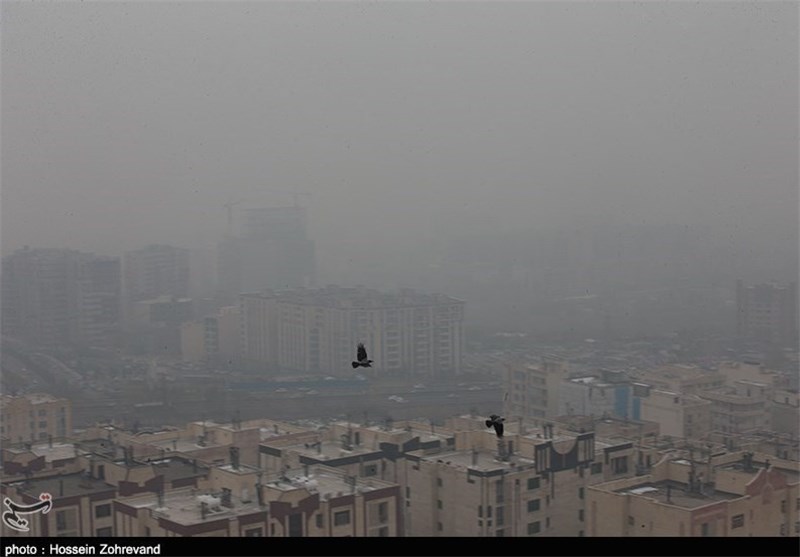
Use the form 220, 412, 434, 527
700, 380, 771, 439
630, 364, 726, 396
239, 286, 465, 377
180, 306, 241, 365
217, 205, 316, 304
123, 244, 190, 309
559, 369, 633, 419
128, 295, 194, 355
737, 280, 799, 348
1, 247, 121, 349
504, 356, 569, 420
0, 393, 72, 445
402, 417, 637, 537
1, 472, 117, 538
587, 450, 800, 537
636, 386, 712, 441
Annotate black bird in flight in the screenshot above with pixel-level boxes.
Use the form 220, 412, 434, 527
486, 414, 505, 438
352, 343, 373, 368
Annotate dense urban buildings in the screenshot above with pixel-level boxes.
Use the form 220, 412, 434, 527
217, 205, 316, 304
240, 285, 465, 377
123, 244, 191, 309
1, 247, 122, 349
736, 280, 799, 349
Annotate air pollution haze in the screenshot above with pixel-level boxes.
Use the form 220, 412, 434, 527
1, 0, 800, 546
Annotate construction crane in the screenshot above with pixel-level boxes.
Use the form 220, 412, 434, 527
223, 198, 245, 236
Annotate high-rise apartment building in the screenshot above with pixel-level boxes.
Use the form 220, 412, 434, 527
736, 280, 799, 348
1, 247, 121, 349
123, 244, 190, 306
217, 206, 315, 304
239, 286, 464, 376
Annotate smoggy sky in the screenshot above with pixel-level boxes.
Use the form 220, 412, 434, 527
2, 1, 797, 276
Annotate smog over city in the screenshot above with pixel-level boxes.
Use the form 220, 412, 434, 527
0, 0, 798, 548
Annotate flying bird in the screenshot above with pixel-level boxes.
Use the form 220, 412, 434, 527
486, 414, 505, 438
352, 343, 373, 368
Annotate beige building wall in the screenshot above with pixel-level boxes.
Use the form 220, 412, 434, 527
1, 393, 73, 445
180, 320, 206, 361
505, 357, 568, 420
639, 389, 712, 440
239, 293, 280, 370
587, 452, 800, 537
633, 364, 726, 395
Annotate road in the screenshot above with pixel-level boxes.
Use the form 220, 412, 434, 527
72, 386, 505, 428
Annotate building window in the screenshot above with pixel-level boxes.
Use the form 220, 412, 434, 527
437, 500, 443, 510
731, 514, 744, 529
496, 529, 505, 537
779, 523, 787, 536
496, 507, 504, 526
546, 516, 550, 528
316, 514, 323, 528
437, 477, 443, 487
245, 527, 263, 537
527, 521, 541, 535
378, 502, 388, 523
578, 509, 584, 522
527, 499, 540, 513
628, 516, 634, 526
334, 510, 351, 527
781, 500, 787, 513
612, 456, 628, 474
96, 527, 112, 537
145, 527, 150, 537
701, 522, 710, 537
56, 511, 67, 531
38, 410, 47, 417
591, 462, 603, 475
95, 504, 111, 518
364, 464, 378, 477
578, 487, 584, 500
378, 526, 389, 537
527, 477, 540, 490
437, 522, 443, 532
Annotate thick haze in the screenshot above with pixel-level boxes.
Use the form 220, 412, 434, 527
2, 0, 798, 292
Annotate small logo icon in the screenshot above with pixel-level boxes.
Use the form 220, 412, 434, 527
2, 492, 53, 533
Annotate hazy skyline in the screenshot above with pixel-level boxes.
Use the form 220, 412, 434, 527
2, 0, 797, 287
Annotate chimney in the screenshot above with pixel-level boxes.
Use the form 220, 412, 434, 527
221, 487, 232, 508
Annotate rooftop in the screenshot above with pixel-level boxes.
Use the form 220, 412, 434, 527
412, 447, 536, 473
263, 465, 395, 497
7, 472, 114, 499
120, 487, 263, 525
615, 479, 740, 508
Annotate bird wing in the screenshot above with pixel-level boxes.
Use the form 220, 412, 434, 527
485, 419, 494, 429
357, 343, 367, 361
494, 421, 504, 437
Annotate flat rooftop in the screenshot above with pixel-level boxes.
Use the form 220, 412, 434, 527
7, 472, 114, 499
120, 487, 263, 525
412, 448, 536, 473
615, 479, 740, 509
263, 466, 395, 496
